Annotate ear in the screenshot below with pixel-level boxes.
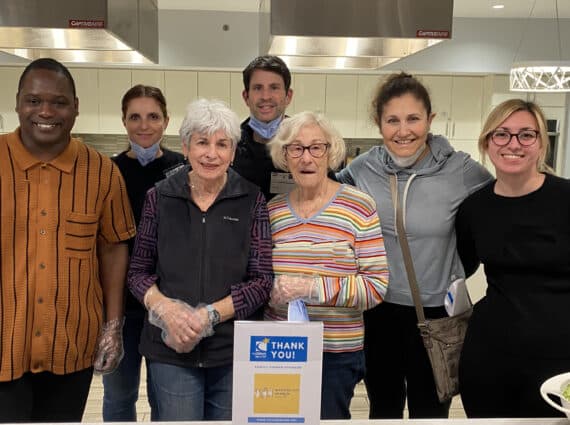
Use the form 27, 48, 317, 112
163, 116, 170, 131
427, 112, 436, 126
74, 97, 79, 117
242, 89, 249, 105
285, 88, 293, 106
181, 139, 189, 158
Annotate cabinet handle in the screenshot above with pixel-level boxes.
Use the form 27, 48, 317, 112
452, 122, 456, 138
445, 121, 449, 137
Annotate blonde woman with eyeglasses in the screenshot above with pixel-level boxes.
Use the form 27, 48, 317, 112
455, 99, 570, 418
265, 111, 389, 420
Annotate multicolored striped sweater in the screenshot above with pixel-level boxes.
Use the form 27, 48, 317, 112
264, 184, 389, 352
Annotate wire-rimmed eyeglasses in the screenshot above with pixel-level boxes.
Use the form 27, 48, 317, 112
284, 143, 329, 158
489, 129, 539, 146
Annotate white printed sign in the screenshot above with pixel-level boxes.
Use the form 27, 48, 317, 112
232, 321, 323, 425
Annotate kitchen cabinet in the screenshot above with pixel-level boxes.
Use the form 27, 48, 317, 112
131, 70, 165, 90
450, 76, 484, 140
420, 75, 452, 137
355, 75, 384, 139
72, 68, 99, 133
98, 69, 132, 133
164, 71, 198, 136
325, 74, 358, 138
288, 73, 326, 116
197, 72, 230, 104
230, 72, 249, 122
0, 67, 23, 133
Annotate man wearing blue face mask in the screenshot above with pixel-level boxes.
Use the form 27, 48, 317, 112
233, 55, 294, 200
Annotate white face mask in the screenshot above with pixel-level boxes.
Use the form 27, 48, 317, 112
385, 143, 428, 168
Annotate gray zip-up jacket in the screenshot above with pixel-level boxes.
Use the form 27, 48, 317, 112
337, 135, 492, 306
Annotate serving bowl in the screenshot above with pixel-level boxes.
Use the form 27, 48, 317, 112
540, 372, 570, 418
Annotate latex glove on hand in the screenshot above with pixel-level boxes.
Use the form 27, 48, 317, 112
93, 317, 125, 375
270, 274, 319, 305
147, 297, 206, 353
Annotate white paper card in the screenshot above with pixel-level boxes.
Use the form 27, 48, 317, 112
444, 278, 472, 316
232, 321, 323, 425
269, 172, 296, 195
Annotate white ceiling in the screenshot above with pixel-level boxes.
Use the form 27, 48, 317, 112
157, 0, 570, 18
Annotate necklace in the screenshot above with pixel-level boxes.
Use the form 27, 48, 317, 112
188, 172, 227, 204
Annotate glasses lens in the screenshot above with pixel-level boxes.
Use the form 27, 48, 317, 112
309, 144, 328, 158
491, 130, 511, 145
286, 145, 303, 157
518, 130, 538, 145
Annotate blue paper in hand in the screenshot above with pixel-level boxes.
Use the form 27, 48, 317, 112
287, 299, 309, 322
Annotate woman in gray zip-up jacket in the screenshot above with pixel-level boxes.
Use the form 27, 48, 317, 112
337, 73, 492, 419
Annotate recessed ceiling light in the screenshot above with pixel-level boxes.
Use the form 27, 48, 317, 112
492, 4, 505, 9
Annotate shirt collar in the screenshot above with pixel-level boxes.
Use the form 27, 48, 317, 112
8, 128, 79, 173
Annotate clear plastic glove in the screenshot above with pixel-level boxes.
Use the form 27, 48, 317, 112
93, 317, 125, 375
148, 298, 210, 353
270, 274, 319, 305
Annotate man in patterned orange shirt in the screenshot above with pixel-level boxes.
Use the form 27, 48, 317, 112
0, 58, 136, 422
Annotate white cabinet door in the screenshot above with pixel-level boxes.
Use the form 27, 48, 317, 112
164, 71, 198, 136
289, 73, 326, 116
230, 72, 249, 122
72, 68, 99, 133
98, 69, 132, 134
355, 75, 384, 139
325, 74, 358, 138
0, 67, 22, 133
530, 92, 566, 107
420, 76, 452, 138
197, 72, 230, 104
450, 77, 484, 141
131, 70, 165, 90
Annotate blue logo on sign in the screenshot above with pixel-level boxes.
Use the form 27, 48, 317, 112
250, 336, 307, 362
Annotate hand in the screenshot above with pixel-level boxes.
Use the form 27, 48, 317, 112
148, 298, 205, 353
93, 318, 125, 375
270, 274, 319, 305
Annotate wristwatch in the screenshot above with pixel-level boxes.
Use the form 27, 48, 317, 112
206, 304, 221, 326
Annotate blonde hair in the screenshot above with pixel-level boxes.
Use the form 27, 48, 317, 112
268, 111, 346, 171
479, 99, 553, 173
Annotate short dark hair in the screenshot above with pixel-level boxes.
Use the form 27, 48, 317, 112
17, 58, 76, 98
121, 84, 168, 120
242, 55, 291, 92
372, 72, 432, 123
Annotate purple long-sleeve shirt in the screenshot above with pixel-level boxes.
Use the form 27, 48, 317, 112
127, 187, 273, 319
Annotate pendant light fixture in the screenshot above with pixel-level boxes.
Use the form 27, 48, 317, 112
510, 0, 570, 92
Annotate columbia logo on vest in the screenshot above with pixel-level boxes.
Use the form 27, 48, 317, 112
223, 216, 239, 222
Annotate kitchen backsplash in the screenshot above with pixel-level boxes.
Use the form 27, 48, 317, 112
76, 134, 382, 160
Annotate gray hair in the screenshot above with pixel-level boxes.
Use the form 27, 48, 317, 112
268, 111, 346, 171
179, 98, 241, 149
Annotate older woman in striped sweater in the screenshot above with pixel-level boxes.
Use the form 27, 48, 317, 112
264, 111, 389, 420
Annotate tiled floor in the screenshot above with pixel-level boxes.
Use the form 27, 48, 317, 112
83, 365, 466, 421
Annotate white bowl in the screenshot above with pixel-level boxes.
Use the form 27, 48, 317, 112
540, 372, 570, 418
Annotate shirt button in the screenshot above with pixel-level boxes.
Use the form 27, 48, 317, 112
38, 297, 43, 304
39, 229, 46, 235
39, 263, 46, 269
35, 330, 41, 337
40, 209, 47, 216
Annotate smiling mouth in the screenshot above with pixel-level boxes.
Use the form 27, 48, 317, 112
502, 153, 524, 159
393, 139, 415, 145
33, 122, 59, 130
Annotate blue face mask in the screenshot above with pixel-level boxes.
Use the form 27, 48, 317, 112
248, 115, 283, 140
129, 140, 160, 166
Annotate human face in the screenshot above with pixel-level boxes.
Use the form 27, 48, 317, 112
183, 130, 235, 182
486, 110, 541, 179
380, 93, 434, 160
123, 97, 169, 148
16, 69, 78, 159
286, 124, 329, 190
243, 69, 292, 122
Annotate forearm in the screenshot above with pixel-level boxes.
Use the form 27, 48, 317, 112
98, 241, 129, 321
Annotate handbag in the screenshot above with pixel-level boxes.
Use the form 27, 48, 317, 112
389, 174, 472, 402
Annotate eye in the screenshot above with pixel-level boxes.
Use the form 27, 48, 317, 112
386, 118, 399, 124
519, 131, 537, 141
128, 114, 140, 121
493, 130, 509, 138
149, 113, 161, 120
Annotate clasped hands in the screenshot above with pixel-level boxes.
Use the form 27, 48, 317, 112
270, 274, 319, 305
145, 288, 214, 353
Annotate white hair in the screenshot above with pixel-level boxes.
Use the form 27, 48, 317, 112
179, 98, 241, 149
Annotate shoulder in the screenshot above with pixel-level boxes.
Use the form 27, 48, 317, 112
267, 193, 288, 211
544, 173, 570, 195
161, 148, 184, 162
460, 179, 494, 209
336, 184, 378, 217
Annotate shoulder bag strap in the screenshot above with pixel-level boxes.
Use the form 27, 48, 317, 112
389, 174, 426, 323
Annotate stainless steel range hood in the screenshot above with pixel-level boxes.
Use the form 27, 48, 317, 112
0, 0, 158, 64
260, 0, 453, 70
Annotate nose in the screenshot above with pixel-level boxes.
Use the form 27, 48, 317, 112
396, 121, 411, 136
38, 102, 54, 117
259, 87, 271, 99
140, 118, 149, 129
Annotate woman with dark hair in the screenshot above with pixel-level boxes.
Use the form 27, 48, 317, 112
456, 99, 570, 418
337, 72, 492, 419
102, 84, 184, 421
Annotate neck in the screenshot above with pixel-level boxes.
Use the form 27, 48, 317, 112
296, 179, 331, 202
21, 137, 69, 162
494, 170, 545, 197
189, 171, 227, 196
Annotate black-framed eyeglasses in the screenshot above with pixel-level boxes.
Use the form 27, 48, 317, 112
284, 143, 329, 158
490, 129, 539, 146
